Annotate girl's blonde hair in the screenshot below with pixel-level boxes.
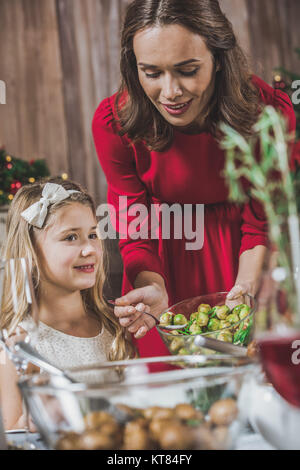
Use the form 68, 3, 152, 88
1, 176, 136, 361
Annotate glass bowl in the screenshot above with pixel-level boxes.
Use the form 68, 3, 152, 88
157, 292, 256, 356
18, 355, 254, 450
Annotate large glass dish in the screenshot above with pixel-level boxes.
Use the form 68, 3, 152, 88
18, 355, 255, 450
157, 292, 256, 356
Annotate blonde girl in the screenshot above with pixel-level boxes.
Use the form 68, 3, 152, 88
0, 177, 135, 430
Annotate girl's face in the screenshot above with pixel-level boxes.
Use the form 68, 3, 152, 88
133, 24, 216, 129
35, 203, 101, 293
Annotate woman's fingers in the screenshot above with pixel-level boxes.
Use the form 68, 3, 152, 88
114, 303, 146, 319
114, 303, 155, 338
127, 307, 156, 337
119, 312, 140, 327
134, 326, 148, 339
226, 284, 247, 300
115, 288, 145, 306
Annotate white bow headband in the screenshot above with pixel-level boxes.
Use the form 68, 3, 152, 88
21, 183, 80, 228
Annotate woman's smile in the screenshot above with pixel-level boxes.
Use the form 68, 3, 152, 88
160, 99, 193, 116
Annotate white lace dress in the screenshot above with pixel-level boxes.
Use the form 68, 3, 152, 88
19, 316, 119, 384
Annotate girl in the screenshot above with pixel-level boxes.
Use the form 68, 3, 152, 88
0, 177, 135, 430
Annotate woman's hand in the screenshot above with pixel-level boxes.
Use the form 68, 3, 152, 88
114, 282, 169, 339
227, 281, 255, 300
226, 246, 268, 305
226, 281, 257, 309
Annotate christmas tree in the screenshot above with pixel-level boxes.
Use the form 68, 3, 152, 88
0, 148, 50, 206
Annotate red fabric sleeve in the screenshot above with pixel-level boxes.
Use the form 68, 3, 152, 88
92, 97, 166, 287
239, 78, 296, 256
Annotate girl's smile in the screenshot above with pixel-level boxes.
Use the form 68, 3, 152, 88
73, 264, 96, 273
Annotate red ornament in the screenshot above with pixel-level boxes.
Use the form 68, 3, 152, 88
273, 80, 286, 90
6, 163, 12, 169
10, 180, 22, 195
29, 159, 35, 165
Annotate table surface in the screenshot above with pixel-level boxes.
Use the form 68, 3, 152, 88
4, 431, 276, 451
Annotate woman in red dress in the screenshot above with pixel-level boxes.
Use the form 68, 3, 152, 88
92, 0, 296, 358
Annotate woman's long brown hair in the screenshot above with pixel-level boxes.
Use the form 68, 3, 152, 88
116, 0, 259, 151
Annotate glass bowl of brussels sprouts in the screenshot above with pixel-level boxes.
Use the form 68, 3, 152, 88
19, 355, 255, 450
157, 292, 256, 356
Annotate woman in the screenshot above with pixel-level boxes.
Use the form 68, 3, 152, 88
92, 0, 296, 358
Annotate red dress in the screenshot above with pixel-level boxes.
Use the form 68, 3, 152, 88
92, 75, 296, 358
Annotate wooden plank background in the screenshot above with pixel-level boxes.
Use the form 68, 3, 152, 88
0, 0, 299, 295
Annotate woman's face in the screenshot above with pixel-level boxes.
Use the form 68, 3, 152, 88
34, 203, 102, 294
133, 24, 216, 128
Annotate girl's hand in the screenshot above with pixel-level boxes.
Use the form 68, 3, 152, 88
114, 283, 169, 339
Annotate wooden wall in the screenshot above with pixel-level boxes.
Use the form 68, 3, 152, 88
1, 0, 299, 202
0, 0, 130, 205
0, 0, 299, 295
220, 0, 300, 82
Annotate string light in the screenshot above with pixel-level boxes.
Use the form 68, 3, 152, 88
8, 194, 14, 201
29, 177, 35, 183
6, 155, 12, 162
61, 173, 68, 180
274, 74, 282, 82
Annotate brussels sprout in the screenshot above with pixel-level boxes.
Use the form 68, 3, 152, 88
189, 321, 203, 335
207, 318, 221, 331
219, 320, 231, 329
170, 337, 184, 353
217, 331, 233, 343
215, 305, 230, 320
196, 312, 209, 327
159, 312, 173, 326
232, 304, 244, 315
239, 305, 251, 320
226, 313, 239, 325
190, 312, 199, 322
178, 347, 189, 355
198, 304, 211, 314
173, 314, 188, 325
